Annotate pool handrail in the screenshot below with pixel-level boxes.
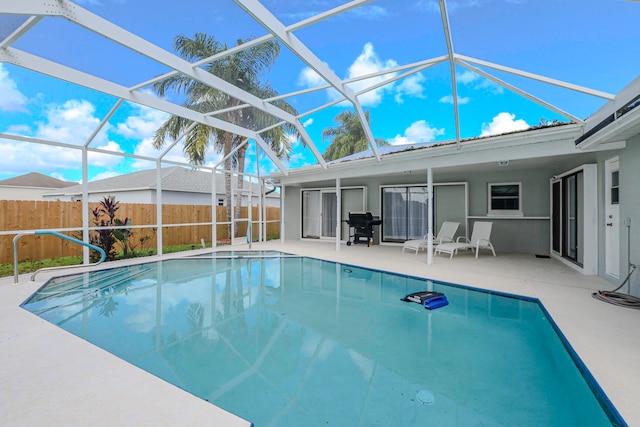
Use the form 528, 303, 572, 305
13, 230, 107, 284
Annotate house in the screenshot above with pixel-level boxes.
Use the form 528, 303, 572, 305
43, 166, 280, 207
0, 172, 77, 201
269, 76, 640, 282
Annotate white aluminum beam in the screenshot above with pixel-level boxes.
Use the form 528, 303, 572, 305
5, 0, 312, 146
131, 1, 368, 92
0, 47, 289, 172
159, 122, 197, 159
233, 0, 381, 161
265, 56, 447, 104
456, 53, 615, 100
254, 134, 289, 174
456, 58, 584, 124
0, 15, 41, 49
355, 61, 444, 97
84, 99, 124, 148
439, 0, 462, 148
344, 56, 449, 85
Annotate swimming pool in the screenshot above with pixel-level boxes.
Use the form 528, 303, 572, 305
21, 253, 624, 426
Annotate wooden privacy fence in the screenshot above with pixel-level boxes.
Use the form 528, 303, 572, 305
0, 200, 280, 264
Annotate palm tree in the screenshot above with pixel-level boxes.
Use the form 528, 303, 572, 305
322, 109, 388, 161
152, 33, 298, 234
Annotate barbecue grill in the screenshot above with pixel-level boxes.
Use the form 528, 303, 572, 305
344, 212, 381, 246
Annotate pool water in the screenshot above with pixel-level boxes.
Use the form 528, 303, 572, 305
21, 254, 624, 426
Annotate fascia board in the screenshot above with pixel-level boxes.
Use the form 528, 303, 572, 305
274, 125, 584, 184
577, 106, 640, 149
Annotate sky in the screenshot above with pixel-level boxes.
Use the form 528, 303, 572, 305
0, 0, 639, 183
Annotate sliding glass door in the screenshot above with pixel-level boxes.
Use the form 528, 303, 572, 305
302, 190, 336, 238
381, 187, 408, 241
381, 184, 466, 243
551, 171, 583, 266
302, 188, 365, 240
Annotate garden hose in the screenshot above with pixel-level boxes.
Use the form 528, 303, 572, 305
592, 264, 640, 309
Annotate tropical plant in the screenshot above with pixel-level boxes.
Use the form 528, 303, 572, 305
322, 109, 388, 161
113, 217, 133, 257
89, 202, 116, 262
152, 33, 298, 231
88, 196, 139, 261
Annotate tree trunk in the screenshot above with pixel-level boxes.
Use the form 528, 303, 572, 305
235, 141, 248, 239
223, 132, 234, 239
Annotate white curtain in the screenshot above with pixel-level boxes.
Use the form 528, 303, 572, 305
302, 191, 321, 238
382, 187, 407, 241
322, 192, 337, 237
408, 187, 429, 240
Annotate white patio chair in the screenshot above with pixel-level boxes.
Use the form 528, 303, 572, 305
434, 221, 496, 259
402, 221, 459, 255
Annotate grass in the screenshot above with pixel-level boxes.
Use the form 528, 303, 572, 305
0, 235, 279, 278
0, 256, 83, 278
1, 243, 210, 278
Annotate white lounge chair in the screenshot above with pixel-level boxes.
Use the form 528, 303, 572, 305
434, 221, 496, 259
402, 221, 459, 255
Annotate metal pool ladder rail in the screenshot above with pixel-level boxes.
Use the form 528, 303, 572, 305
13, 231, 107, 284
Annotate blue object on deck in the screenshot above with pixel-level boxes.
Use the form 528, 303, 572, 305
401, 291, 449, 310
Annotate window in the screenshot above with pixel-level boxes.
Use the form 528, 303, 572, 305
488, 182, 522, 215
610, 171, 619, 205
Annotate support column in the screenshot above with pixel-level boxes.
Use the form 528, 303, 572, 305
81, 147, 89, 264
336, 177, 341, 252
280, 184, 285, 243
212, 169, 217, 248
156, 161, 163, 256
427, 168, 434, 265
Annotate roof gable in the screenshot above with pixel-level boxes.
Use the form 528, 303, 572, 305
46, 166, 273, 197
0, 172, 77, 189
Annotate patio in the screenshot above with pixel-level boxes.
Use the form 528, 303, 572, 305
1, 241, 638, 426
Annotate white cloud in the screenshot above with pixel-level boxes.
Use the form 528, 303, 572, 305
346, 43, 398, 107
6, 124, 31, 134
297, 66, 329, 88
457, 70, 478, 85
132, 138, 189, 169
389, 120, 445, 145
0, 138, 80, 176
395, 73, 426, 103
88, 141, 125, 167
285, 151, 306, 168
0, 98, 127, 176
118, 102, 187, 169
297, 65, 343, 106
457, 70, 503, 94
439, 95, 470, 105
35, 100, 100, 144
475, 79, 504, 94
91, 171, 120, 181
480, 112, 529, 136
33, 99, 124, 168
297, 43, 425, 108
0, 64, 28, 112
302, 118, 313, 127
352, 5, 389, 20
116, 105, 168, 139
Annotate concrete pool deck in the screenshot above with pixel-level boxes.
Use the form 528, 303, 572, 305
1, 241, 639, 426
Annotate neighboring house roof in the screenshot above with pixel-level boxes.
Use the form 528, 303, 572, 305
45, 166, 277, 198
0, 172, 77, 189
